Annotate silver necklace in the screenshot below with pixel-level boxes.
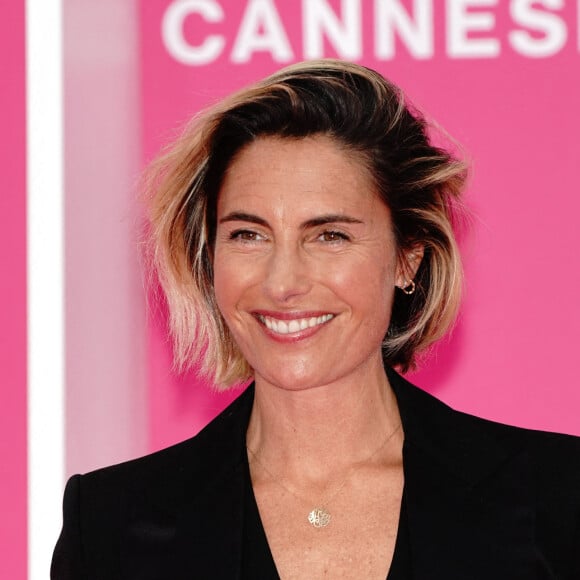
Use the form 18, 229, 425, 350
247, 422, 402, 529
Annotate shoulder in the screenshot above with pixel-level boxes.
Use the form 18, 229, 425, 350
388, 369, 580, 576
447, 398, 580, 495
52, 386, 254, 578
77, 384, 253, 497
389, 366, 580, 494
59, 385, 253, 541
389, 366, 580, 455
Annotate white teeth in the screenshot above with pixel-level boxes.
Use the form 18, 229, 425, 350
288, 320, 300, 333
259, 314, 334, 335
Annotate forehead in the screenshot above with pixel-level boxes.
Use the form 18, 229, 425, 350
217, 135, 386, 220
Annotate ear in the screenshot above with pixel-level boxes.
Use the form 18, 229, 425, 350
395, 244, 424, 289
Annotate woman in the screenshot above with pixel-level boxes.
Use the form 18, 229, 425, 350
52, 61, 580, 579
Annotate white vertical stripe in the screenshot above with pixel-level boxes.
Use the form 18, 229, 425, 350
26, 0, 65, 578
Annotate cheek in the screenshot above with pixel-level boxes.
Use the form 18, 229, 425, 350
343, 257, 397, 329
331, 253, 397, 298
212, 252, 257, 322
212, 253, 238, 319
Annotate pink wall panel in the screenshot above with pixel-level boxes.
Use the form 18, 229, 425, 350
0, 1, 27, 578
140, 0, 580, 451
64, 0, 148, 478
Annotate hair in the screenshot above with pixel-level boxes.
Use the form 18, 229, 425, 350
144, 60, 467, 389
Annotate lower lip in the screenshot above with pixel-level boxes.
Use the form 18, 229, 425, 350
257, 317, 333, 343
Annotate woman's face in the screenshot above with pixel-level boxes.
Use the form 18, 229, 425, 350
213, 136, 408, 392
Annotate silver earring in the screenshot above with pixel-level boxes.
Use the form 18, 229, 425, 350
401, 280, 416, 295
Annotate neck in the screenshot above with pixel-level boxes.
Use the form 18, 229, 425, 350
246, 358, 402, 481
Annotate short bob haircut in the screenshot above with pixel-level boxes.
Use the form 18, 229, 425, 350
145, 60, 467, 389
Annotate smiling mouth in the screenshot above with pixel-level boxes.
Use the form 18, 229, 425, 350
256, 314, 334, 335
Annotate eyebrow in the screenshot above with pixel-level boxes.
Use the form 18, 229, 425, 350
219, 211, 364, 229
302, 214, 364, 228
218, 212, 269, 227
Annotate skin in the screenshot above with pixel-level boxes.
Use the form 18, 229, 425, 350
213, 135, 422, 579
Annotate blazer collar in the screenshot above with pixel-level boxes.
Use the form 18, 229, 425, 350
122, 386, 254, 580
387, 369, 537, 578
387, 367, 525, 485
124, 373, 536, 579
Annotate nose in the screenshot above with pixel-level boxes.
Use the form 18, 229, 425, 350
262, 243, 312, 303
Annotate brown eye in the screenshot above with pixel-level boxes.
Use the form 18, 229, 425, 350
319, 230, 349, 243
230, 229, 265, 242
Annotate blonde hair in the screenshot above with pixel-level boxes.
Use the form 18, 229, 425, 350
145, 60, 467, 388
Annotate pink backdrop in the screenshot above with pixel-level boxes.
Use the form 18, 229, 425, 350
5, 2, 580, 576
141, 0, 580, 451
1, 1, 27, 578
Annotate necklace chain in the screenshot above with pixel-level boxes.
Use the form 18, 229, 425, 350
247, 422, 402, 529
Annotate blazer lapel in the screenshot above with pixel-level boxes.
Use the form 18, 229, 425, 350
121, 387, 255, 580
118, 371, 542, 578
389, 370, 537, 579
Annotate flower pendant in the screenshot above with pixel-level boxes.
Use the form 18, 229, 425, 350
308, 508, 331, 528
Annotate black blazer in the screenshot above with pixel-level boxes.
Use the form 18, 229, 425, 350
51, 369, 580, 579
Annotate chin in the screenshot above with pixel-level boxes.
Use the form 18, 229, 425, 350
254, 367, 329, 393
